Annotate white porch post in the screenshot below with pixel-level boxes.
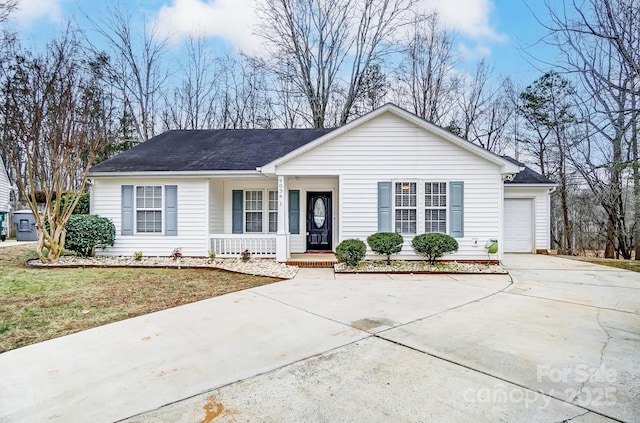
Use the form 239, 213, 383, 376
276, 175, 290, 262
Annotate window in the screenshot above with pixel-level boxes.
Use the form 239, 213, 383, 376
425, 182, 447, 233
395, 182, 416, 234
136, 186, 162, 233
245, 190, 263, 232
268, 190, 278, 233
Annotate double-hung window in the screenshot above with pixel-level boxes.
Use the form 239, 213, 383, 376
425, 182, 447, 233
243, 189, 278, 233
268, 190, 278, 233
245, 190, 263, 233
395, 182, 417, 234
136, 186, 162, 233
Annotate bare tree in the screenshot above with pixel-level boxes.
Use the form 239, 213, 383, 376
541, 0, 639, 259
257, 0, 414, 128
1, 32, 115, 262
396, 12, 457, 125
88, 4, 168, 142
0, 0, 16, 23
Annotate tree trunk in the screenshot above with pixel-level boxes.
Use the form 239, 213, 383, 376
605, 219, 615, 258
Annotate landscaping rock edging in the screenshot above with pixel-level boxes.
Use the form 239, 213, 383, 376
27, 256, 299, 279
334, 261, 507, 274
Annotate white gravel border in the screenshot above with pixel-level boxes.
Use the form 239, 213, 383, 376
27, 256, 299, 279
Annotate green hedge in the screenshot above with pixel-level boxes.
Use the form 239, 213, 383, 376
367, 232, 403, 264
335, 239, 367, 267
411, 233, 458, 265
64, 215, 115, 257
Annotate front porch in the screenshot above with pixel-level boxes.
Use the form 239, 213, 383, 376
209, 234, 337, 268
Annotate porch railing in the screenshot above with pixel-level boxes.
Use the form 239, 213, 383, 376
210, 234, 277, 258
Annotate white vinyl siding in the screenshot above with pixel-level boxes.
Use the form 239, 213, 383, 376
276, 111, 504, 260
92, 178, 209, 257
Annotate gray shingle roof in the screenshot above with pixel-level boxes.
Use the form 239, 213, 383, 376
502, 156, 555, 184
90, 128, 335, 173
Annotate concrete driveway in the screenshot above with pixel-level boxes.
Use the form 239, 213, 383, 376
0, 255, 638, 422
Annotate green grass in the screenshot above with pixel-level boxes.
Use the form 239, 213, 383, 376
565, 256, 640, 273
0, 245, 279, 352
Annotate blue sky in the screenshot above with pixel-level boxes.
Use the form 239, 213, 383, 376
7, 0, 558, 85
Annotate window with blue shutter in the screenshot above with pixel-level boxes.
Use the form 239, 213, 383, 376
449, 181, 464, 237
378, 182, 392, 232
289, 190, 300, 234
165, 185, 178, 236
232, 190, 243, 234
121, 185, 134, 236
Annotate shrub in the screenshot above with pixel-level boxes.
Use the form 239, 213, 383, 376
412, 233, 458, 265
335, 239, 367, 267
367, 232, 404, 265
240, 249, 251, 262
133, 251, 143, 261
64, 215, 115, 257
55, 193, 90, 215
208, 251, 216, 260
170, 247, 183, 260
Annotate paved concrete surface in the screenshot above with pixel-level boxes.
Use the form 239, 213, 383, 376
0, 240, 35, 249
1, 254, 638, 422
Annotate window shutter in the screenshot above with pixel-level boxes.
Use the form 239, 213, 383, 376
289, 190, 300, 234
121, 185, 134, 236
378, 181, 392, 232
165, 185, 178, 236
232, 190, 243, 234
450, 181, 464, 238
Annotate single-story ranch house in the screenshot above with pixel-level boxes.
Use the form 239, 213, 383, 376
89, 103, 555, 262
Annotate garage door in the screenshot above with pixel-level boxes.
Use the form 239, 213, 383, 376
504, 198, 533, 252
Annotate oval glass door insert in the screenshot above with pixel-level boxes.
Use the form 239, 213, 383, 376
313, 198, 326, 228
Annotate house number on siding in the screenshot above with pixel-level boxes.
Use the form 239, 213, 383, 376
278, 176, 285, 208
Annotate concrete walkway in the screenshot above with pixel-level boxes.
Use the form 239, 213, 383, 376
0, 255, 638, 422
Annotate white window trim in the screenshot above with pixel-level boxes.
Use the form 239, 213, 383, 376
243, 189, 278, 234
135, 185, 164, 235
392, 180, 450, 235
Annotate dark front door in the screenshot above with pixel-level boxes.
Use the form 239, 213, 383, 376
306, 192, 332, 251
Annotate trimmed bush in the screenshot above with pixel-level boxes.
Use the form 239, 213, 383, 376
55, 193, 90, 215
412, 233, 458, 265
64, 215, 115, 257
367, 232, 404, 265
335, 239, 367, 267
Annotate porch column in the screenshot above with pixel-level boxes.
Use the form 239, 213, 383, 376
276, 175, 290, 262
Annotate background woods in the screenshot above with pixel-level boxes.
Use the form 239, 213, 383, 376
0, 0, 638, 260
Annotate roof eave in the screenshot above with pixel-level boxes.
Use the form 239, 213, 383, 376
89, 170, 264, 178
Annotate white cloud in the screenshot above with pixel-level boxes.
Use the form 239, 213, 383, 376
153, 0, 505, 58
419, 0, 505, 42
12, 0, 63, 27
154, 0, 260, 53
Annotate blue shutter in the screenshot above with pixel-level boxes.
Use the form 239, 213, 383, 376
450, 181, 464, 238
289, 190, 300, 234
378, 182, 392, 232
165, 185, 178, 236
121, 185, 134, 236
232, 190, 243, 234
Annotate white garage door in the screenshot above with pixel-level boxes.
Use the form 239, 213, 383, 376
504, 198, 533, 252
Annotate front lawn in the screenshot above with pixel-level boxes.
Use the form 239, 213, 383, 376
565, 255, 640, 273
0, 245, 279, 352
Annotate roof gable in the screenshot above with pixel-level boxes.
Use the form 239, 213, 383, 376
260, 103, 521, 175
